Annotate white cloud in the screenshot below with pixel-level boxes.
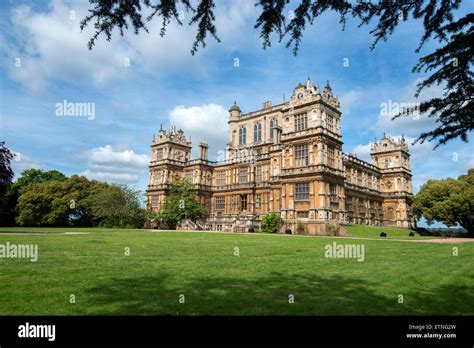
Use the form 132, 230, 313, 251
10, 152, 41, 178
3, 1, 136, 94
350, 143, 372, 162
375, 78, 444, 134
168, 103, 228, 159
463, 158, 474, 172
340, 89, 363, 116
80, 145, 149, 184
2, 0, 256, 93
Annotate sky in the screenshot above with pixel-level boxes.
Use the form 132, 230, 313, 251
0, 0, 473, 226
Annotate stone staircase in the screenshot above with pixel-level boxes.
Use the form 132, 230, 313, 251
177, 219, 207, 231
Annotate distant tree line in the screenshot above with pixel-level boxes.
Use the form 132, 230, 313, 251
0, 143, 147, 228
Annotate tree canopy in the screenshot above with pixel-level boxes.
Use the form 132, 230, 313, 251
83, 184, 147, 227
413, 168, 474, 237
81, 0, 473, 148
13, 173, 146, 228
0, 169, 68, 226
0, 141, 14, 197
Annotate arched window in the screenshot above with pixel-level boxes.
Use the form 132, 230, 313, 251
239, 126, 246, 145
254, 122, 261, 142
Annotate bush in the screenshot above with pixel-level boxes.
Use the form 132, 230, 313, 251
260, 213, 281, 233
327, 224, 339, 236
296, 220, 305, 234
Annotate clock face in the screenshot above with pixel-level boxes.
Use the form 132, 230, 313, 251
297, 92, 304, 100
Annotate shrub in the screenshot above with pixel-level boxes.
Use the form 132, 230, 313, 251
327, 224, 339, 236
296, 220, 306, 234
260, 212, 281, 233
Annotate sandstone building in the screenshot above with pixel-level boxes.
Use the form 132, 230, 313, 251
147, 78, 415, 234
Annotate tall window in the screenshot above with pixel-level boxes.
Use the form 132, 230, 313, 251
346, 196, 353, 211
328, 146, 335, 166
295, 182, 310, 201
215, 196, 225, 210
358, 199, 365, 212
254, 122, 262, 142
327, 115, 334, 132
156, 149, 163, 160
151, 196, 159, 208
269, 118, 276, 139
255, 194, 261, 208
153, 171, 162, 184
240, 195, 248, 211
295, 144, 309, 166
330, 183, 337, 202
216, 171, 225, 186
239, 167, 248, 183
294, 113, 307, 131
256, 166, 262, 182
239, 126, 246, 145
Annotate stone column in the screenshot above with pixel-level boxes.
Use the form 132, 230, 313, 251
317, 142, 323, 164
289, 145, 294, 167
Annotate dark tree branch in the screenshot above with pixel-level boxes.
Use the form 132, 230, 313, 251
81, 0, 473, 148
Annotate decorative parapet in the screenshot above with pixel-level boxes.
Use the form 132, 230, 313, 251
371, 134, 409, 154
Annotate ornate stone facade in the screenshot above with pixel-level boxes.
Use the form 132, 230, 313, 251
147, 78, 415, 234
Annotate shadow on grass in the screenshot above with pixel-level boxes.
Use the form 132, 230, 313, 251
81, 273, 474, 315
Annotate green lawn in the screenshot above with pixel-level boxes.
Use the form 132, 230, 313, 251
344, 224, 433, 239
0, 226, 472, 315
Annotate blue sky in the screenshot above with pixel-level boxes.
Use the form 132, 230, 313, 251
1, 0, 473, 226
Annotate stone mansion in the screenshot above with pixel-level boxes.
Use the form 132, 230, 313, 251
147, 78, 415, 234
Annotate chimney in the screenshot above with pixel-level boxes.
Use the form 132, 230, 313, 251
198, 140, 209, 161
263, 100, 272, 109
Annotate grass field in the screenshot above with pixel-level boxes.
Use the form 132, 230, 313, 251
345, 224, 433, 239
0, 226, 472, 315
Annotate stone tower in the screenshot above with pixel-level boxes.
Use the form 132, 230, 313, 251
147, 126, 191, 211
370, 135, 414, 227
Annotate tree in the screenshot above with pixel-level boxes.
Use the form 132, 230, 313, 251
81, 0, 473, 148
16, 175, 108, 227
14, 169, 67, 186
412, 168, 474, 237
84, 184, 147, 228
0, 141, 14, 225
261, 212, 281, 233
15, 174, 147, 228
396, 12, 473, 147
0, 141, 14, 196
151, 178, 206, 229
16, 180, 70, 226
0, 169, 68, 226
